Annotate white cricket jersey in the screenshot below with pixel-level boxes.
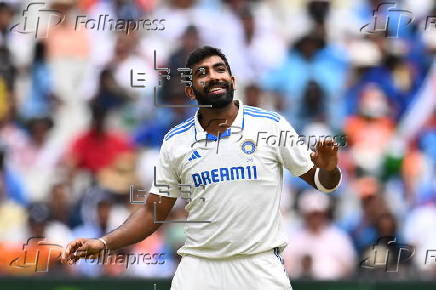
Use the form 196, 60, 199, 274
149, 100, 314, 259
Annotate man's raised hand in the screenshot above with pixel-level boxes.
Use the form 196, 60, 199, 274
310, 139, 339, 171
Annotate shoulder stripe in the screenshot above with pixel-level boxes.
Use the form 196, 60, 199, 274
177, 116, 195, 126
243, 111, 280, 122
166, 120, 195, 138
244, 108, 280, 120
244, 106, 280, 119
165, 122, 195, 141
171, 116, 195, 130
244, 106, 280, 117
167, 116, 195, 135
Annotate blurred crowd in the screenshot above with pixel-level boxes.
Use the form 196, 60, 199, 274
0, 0, 435, 281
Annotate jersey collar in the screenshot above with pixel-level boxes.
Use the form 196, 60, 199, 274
194, 99, 244, 141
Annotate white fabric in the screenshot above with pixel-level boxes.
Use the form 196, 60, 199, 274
170, 250, 292, 290
149, 100, 314, 259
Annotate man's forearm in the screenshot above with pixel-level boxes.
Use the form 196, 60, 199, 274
100, 194, 175, 250
318, 167, 341, 190
101, 206, 157, 250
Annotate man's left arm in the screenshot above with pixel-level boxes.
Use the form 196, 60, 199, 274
299, 139, 342, 192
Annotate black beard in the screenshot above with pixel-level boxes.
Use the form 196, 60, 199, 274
193, 81, 234, 109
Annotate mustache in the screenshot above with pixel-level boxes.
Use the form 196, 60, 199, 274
204, 81, 231, 93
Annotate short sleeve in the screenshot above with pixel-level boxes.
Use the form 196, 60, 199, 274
276, 117, 314, 177
148, 141, 181, 198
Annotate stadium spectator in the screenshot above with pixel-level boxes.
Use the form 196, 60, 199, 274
0, 148, 27, 242
67, 102, 134, 176
341, 177, 389, 255
284, 190, 356, 279
159, 25, 201, 103
344, 84, 395, 175
7, 116, 66, 202
46, 0, 91, 144
20, 41, 57, 119
72, 191, 113, 276
92, 68, 129, 112
262, 31, 348, 131
403, 194, 436, 278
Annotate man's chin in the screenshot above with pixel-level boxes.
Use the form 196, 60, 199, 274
194, 86, 234, 108
209, 98, 233, 108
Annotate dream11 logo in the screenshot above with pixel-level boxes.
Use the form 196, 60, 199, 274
9, 2, 64, 38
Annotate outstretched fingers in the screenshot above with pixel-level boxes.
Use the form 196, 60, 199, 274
315, 139, 339, 154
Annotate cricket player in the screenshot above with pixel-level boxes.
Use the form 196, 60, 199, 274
61, 46, 342, 289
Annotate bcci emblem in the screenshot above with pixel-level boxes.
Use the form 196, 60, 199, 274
241, 140, 256, 155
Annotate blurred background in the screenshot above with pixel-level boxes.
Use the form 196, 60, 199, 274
0, 0, 435, 287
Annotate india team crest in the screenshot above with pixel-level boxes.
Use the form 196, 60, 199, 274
241, 140, 256, 155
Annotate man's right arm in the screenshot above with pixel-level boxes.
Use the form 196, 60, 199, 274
61, 193, 176, 264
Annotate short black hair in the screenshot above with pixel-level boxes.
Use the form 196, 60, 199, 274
186, 46, 232, 76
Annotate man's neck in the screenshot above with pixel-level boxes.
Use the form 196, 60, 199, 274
198, 100, 239, 135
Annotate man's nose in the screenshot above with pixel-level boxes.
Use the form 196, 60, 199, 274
208, 69, 223, 82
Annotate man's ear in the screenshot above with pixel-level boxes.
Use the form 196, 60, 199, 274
231, 76, 236, 91
185, 86, 196, 101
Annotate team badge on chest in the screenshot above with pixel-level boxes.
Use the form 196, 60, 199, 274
241, 140, 256, 155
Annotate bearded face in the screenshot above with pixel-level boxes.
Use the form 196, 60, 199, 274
189, 55, 235, 108
192, 80, 235, 109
